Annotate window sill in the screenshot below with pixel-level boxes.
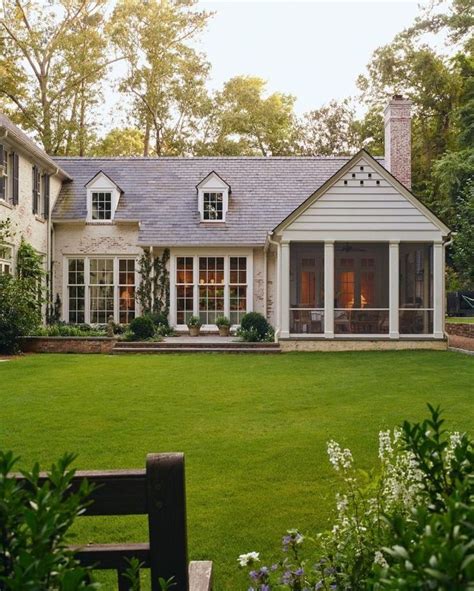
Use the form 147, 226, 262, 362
86, 220, 114, 225
199, 220, 226, 225
0, 200, 13, 210
35, 215, 47, 223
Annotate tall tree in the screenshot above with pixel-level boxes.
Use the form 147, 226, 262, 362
109, 0, 212, 157
0, 0, 113, 155
203, 76, 297, 156
92, 127, 145, 156
295, 99, 359, 156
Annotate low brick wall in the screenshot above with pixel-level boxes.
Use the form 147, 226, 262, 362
20, 337, 117, 354
445, 323, 474, 352
445, 323, 474, 339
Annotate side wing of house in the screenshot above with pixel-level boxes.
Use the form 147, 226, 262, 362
274, 151, 449, 340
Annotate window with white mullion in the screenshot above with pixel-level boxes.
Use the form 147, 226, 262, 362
176, 256, 194, 325
67, 258, 86, 324
198, 257, 225, 324
0, 244, 12, 275
229, 257, 247, 325
89, 258, 114, 324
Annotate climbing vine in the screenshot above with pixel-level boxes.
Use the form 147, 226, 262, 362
136, 247, 170, 317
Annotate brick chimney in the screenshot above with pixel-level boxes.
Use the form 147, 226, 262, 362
384, 95, 412, 189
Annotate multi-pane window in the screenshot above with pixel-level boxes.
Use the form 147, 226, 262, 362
176, 257, 194, 325
68, 259, 85, 323
203, 192, 223, 221
119, 259, 136, 324
91, 192, 112, 220
2, 151, 9, 202
174, 255, 250, 325
199, 257, 225, 324
67, 257, 137, 324
229, 257, 247, 324
0, 245, 12, 275
90, 258, 114, 323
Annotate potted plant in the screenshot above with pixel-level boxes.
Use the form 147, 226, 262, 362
187, 315, 202, 337
216, 315, 231, 337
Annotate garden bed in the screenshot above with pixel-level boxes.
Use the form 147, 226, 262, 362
19, 336, 117, 354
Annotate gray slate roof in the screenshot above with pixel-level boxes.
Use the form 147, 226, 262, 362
52, 156, 383, 246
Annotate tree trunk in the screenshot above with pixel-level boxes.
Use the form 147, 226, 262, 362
143, 121, 150, 156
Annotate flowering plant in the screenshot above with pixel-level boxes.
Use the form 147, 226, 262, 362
238, 405, 472, 590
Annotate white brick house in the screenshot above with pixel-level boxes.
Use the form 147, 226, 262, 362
0, 97, 451, 349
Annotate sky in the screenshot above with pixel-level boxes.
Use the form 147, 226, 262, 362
194, 0, 421, 114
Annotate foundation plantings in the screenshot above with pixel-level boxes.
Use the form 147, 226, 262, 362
216, 315, 231, 337
187, 315, 202, 337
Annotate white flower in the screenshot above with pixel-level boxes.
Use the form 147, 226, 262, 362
378, 430, 393, 461
237, 552, 260, 567
327, 440, 353, 472
374, 551, 389, 568
446, 432, 463, 468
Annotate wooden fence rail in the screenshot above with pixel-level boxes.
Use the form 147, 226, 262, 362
12, 453, 212, 591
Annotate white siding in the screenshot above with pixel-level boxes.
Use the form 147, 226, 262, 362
283, 158, 439, 235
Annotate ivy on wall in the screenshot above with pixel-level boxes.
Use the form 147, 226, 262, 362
136, 247, 170, 317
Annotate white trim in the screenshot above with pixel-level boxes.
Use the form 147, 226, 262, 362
196, 173, 230, 223
433, 242, 444, 338
275, 151, 450, 236
170, 250, 253, 328
324, 241, 335, 338
280, 242, 290, 338
62, 255, 138, 324
85, 172, 121, 223
389, 241, 399, 338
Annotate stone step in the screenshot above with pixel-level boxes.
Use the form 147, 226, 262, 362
112, 346, 281, 354
114, 341, 280, 349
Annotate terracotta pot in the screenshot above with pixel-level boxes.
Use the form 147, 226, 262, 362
188, 326, 201, 337
218, 326, 230, 337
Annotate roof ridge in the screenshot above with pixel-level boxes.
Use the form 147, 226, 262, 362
52, 155, 384, 161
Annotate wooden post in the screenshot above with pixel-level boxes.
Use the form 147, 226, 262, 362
147, 453, 189, 591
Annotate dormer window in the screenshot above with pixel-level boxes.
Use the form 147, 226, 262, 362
196, 171, 231, 223
85, 171, 122, 223
203, 191, 224, 221
92, 191, 112, 220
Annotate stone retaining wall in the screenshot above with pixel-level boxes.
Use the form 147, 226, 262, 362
20, 337, 117, 354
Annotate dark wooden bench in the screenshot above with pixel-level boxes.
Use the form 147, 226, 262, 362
13, 453, 212, 591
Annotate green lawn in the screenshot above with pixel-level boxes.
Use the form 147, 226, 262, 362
446, 316, 474, 323
1, 351, 473, 590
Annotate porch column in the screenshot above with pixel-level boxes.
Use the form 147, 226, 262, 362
389, 241, 399, 338
324, 241, 334, 338
433, 241, 444, 338
280, 241, 290, 338
169, 255, 177, 326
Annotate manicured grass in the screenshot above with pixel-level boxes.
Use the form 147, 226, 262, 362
446, 316, 474, 323
1, 351, 473, 590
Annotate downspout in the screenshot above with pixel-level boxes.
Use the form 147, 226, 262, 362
266, 231, 281, 342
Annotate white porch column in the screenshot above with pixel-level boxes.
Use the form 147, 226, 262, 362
280, 241, 290, 338
324, 241, 334, 338
433, 241, 444, 339
389, 241, 399, 338
169, 255, 177, 326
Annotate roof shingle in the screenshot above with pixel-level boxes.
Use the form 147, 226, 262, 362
52, 156, 383, 246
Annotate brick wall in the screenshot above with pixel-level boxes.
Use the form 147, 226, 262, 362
384, 96, 412, 189
445, 323, 474, 338
20, 337, 117, 354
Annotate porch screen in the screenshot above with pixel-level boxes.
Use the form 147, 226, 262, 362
399, 243, 433, 334
290, 243, 324, 334
334, 243, 389, 334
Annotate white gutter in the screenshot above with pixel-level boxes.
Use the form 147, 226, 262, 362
266, 231, 281, 342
